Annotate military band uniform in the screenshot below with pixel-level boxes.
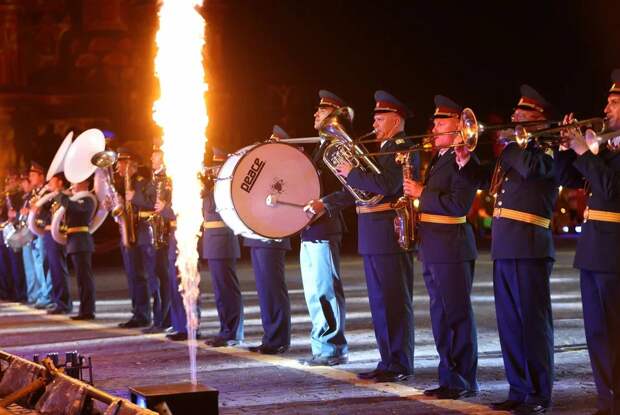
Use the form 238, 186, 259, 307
5, 189, 27, 302
160, 206, 193, 340
417, 95, 479, 397
20, 188, 40, 304
462, 85, 556, 412
0, 197, 16, 300
55, 192, 96, 319
299, 93, 349, 363
118, 172, 152, 327
324, 92, 419, 380
39, 196, 72, 314
202, 193, 243, 345
556, 147, 620, 415
554, 71, 620, 415
244, 237, 291, 352
133, 173, 171, 330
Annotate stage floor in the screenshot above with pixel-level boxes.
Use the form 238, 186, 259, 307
1, 250, 597, 414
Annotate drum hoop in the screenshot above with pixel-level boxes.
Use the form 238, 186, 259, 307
227, 141, 323, 239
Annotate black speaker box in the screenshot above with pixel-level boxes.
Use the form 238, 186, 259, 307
129, 382, 218, 415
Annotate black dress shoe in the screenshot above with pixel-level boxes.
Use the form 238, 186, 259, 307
205, 337, 238, 347
70, 314, 95, 321
166, 332, 203, 341
118, 319, 150, 328
423, 386, 449, 397
490, 399, 523, 411
357, 369, 384, 380
298, 354, 348, 367
435, 388, 477, 400
248, 344, 288, 355
374, 371, 411, 383
512, 403, 548, 414
47, 307, 70, 315
141, 325, 166, 334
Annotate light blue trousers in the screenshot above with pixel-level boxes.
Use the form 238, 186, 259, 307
299, 239, 347, 357
22, 242, 38, 303
31, 237, 52, 304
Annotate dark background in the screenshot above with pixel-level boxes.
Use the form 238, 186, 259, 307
206, 0, 620, 155
2, 0, 618, 166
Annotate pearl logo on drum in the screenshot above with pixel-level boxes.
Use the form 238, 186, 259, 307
240, 158, 266, 193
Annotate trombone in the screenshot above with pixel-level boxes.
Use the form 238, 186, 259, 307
357, 108, 481, 157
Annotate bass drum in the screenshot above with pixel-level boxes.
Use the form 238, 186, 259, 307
214, 142, 321, 240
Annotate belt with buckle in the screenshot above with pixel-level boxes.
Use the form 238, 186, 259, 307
66, 226, 89, 234
493, 207, 550, 228
356, 202, 394, 214
138, 211, 156, 219
203, 220, 227, 229
419, 213, 466, 224
583, 207, 620, 223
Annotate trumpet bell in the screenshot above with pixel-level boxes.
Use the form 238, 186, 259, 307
513, 125, 531, 149
46, 131, 74, 181
460, 108, 479, 151
585, 128, 600, 155
64, 129, 106, 184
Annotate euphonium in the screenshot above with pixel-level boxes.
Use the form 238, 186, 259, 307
146, 169, 169, 249
392, 152, 416, 250
319, 106, 383, 205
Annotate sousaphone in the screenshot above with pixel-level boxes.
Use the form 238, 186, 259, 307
50, 129, 109, 245
28, 131, 73, 237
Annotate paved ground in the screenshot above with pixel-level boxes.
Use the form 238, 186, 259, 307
0, 247, 599, 414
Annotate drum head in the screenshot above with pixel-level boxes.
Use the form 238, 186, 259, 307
228, 142, 320, 238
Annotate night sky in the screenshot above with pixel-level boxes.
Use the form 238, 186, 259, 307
207, 0, 620, 155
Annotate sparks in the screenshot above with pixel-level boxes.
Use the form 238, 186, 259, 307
152, 0, 207, 384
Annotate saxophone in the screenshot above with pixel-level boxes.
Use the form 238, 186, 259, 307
392, 152, 416, 250
146, 169, 169, 249
123, 164, 137, 246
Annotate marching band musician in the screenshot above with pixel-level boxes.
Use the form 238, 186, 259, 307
135, 146, 171, 333
323, 91, 419, 382
19, 171, 38, 305
25, 162, 53, 309
55, 179, 96, 320
37, 173, 73, 315
0, 178, 10, 301
555, 69, 620, 415
157, 181, 194, 341
246, 126, 292, 355
457, 85, 557, 414
0, 175, 14, 301
4, 171, 27, 302
403, 95, 479, 399
116, 148, 152, 329
202, 148, 243, 347
296, 91, 349, 366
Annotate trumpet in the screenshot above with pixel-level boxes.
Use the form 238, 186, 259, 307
501, 117, 606, 149
584, 128, 620, 155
